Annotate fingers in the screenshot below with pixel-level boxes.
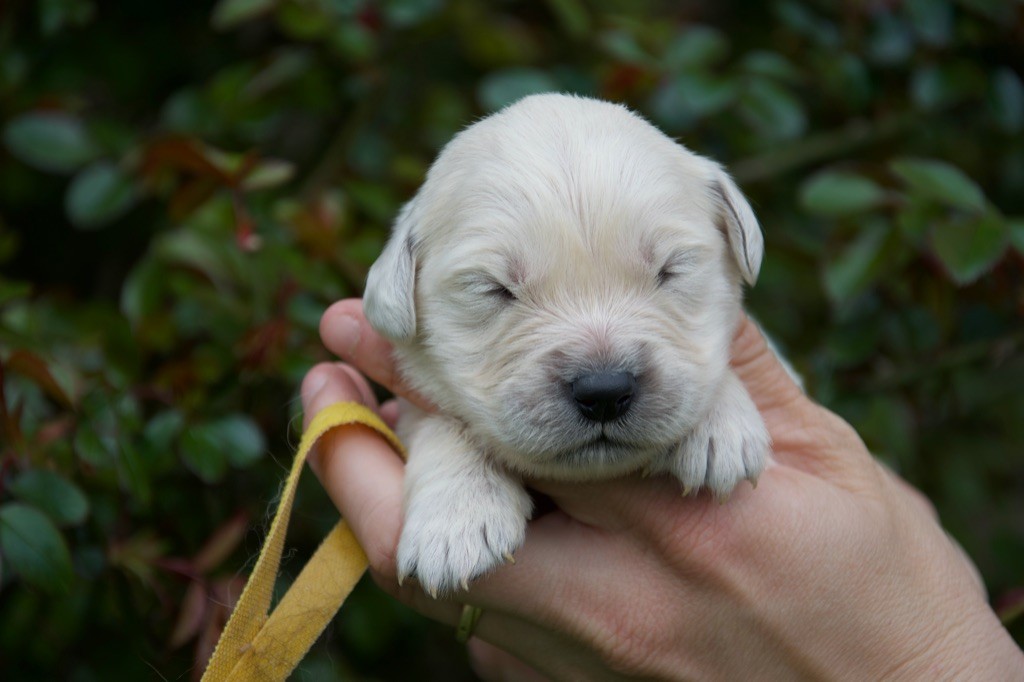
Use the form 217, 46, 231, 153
298, 364, 563, 631
371, 506, 627, 649
379, 399, 400, 428
300, 363, 378, 475
300, 363, 379, 421
467, 639, 550, 682
299, 362, 407, 584
299, 363, 565, 631
526, 463, 770, 544
526, 473, 696, 531
319, 299, 433, 411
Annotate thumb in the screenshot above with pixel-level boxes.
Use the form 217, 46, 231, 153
729, 315, 806, 419
730, 316, 879, 485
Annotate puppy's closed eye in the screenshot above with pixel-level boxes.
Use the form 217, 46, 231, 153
483, 280, 517, 302
456, 272, 518, 304
656, 251, 699, 287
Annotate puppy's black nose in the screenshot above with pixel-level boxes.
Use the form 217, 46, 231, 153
572, 371, 637, 423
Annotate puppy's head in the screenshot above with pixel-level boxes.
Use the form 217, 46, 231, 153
365, 94, 762, 478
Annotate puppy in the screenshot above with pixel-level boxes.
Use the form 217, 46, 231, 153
363, 94, 770, 596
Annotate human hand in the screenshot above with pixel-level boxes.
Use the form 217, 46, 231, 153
301, 298, 1023, 680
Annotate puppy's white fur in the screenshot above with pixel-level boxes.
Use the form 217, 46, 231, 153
364, 94, 769, 595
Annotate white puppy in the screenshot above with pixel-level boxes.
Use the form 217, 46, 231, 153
364, 94, 770, 596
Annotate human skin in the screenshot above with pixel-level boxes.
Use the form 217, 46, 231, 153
300, 298, 1024, 680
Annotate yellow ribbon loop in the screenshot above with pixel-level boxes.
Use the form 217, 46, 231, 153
201, 402, 405, 682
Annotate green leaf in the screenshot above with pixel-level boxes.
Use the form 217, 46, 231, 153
738, 80, 806, 140
65, 162, 139, 229
739, 51, 801, 84
38, 0, 95, 36
328, 22, 375, 61
180, 427, 228, 484
649, 73, 737, 129
143, 410, 185, 450
931, 212, 1009, 284
0, 278, 32, 306
120, 260, 164, 325
890, 158, 986, 212
824, 222, 889, 302
155, 230, 228, 283
775, 1, 840, 47
0, 503, 74, 593
119, 441, 152, 506
210, 415, 266, 468
818, 52, 870, 110
597, 30, 651, 65
8, 471, 89, 527
275, 1, 331, 40
3, 112, 98, 174
905, 0, 952, 46
910, 61, 982, 111
243, 49, 312, 98
181, 415, 265, 481
477, 69, 558, 113
663, 26, 728, 70
211, 0, 276, 30
895, 198, 934, 245
544, 0, 590, 39
1009, 219, 1024, 255
241, 159, 295, 191
74, 426, 117, 468
867, 12, 913, 65
382, 0, 444, 28
990, 68, 1024, 134
5, 349, 76, 408
800, 172, 886, 216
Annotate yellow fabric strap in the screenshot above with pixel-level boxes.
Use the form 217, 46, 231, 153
201, 402, 405, 682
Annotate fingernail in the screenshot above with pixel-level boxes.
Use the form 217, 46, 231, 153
334, 315, 360, 357
301, 370, 330, 411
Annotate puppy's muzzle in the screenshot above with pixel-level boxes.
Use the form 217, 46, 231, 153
571, 371, 637, 423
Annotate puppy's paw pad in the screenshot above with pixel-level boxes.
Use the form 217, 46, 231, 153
397, 479, 530, 597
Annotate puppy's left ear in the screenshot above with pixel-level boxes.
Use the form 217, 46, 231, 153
708, 166, 763, 286
364, 198, 419, 341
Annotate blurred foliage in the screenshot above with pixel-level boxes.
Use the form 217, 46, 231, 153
1, 0, 1022, 678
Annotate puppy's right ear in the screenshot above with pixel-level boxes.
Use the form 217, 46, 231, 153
707, 164, 763, 287
364, 199, 418, 341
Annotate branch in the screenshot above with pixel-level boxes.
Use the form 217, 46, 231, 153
732, 113, 913, 185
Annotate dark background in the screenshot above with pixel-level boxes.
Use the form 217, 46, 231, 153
1, 0, 1022, 678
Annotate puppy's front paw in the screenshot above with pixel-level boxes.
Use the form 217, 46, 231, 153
668, 372, 769, 499
397, 473, 531, 597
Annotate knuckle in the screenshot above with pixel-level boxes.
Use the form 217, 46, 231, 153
359, 510, 400, 582
365, 533, 399, 581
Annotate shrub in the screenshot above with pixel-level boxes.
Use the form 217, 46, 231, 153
1, 1, 1021, 678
